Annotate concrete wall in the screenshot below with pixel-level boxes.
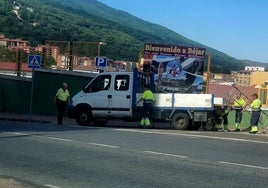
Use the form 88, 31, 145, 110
0, 75, 31, 113
0, 69, 96, 115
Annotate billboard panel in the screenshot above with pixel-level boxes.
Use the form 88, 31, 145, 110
143, 43, 206, 94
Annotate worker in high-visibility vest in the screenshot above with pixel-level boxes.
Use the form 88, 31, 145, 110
136, 84, 155, 128
249, 93, 262, 134
220, 105, 230, 132
233, 93, 246, 131
54, 82, 70, 125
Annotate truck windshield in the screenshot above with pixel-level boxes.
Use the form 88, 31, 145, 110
84, 75, 111, 93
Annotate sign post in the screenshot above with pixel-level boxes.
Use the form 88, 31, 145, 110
28, 55, 41, 122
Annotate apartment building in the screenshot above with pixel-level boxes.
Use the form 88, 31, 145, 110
0, 34, 29, 49
245, 66, 265, 71
233, 66, 267, 87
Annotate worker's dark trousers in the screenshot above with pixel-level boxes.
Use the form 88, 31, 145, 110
57, 100, 67, 124
222, 114, 228, 125
250, 111, 260, 126
221, 114, 229, 130
235, 109, 243, 123
143, 102, 152, 119
140, 102, 153, 126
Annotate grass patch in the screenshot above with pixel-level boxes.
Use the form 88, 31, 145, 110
227, 110, 268, 129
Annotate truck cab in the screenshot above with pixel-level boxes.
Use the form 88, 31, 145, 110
69, 71, 136, 126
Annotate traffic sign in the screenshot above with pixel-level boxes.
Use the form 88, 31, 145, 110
95, 56, 107, 69
28, 55, 41, 69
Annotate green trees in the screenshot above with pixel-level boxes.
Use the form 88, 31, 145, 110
0, 0, 248, 73
0, 46, 16, 62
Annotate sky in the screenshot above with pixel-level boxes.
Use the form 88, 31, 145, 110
98, 0, 268, 63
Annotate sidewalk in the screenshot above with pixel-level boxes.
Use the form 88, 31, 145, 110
0, 177, 37, 188
0, 112, 75, 124
1, 112, 267, 134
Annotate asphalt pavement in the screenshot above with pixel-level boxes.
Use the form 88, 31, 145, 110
1, 111, 267, 187
1, 112, 268, 134
0, 112, 73, 188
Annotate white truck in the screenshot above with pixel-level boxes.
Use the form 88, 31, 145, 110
68, 68, 223, 130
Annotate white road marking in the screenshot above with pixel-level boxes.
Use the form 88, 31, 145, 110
218, 161, 268, 170
6, 132, 73, 143
144, 150, 188, 159
44, 184, 62, 188
7, 132, 28, 136
6, 132, 119, 148
5, 131, 268, 172
43, 136, 72, 142
116, 129, 268, 144
87, 142, 119, 148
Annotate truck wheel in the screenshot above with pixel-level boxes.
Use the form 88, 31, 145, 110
75, 109, 92, 126
172, 113, 190, 130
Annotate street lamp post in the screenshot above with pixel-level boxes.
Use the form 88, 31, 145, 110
97, 42, 106, 56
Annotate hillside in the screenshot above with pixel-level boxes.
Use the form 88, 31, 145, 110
0, 0, 252, 73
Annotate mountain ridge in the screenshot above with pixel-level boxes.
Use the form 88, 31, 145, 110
0, 0, 267, 72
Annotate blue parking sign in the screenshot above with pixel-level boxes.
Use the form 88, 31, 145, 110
95, 56, 107, 69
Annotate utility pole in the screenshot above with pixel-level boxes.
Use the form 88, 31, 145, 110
98, 42, 106, 56
68, 41, 73, 71
42, 45, 46, 68
16, 49, 21, 77
205, 53, 211, 94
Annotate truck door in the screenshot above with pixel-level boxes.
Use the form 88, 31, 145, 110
83, 74, 112, 117
109, 74, 132, 117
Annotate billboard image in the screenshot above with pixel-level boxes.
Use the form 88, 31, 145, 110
144, 43, 206, 93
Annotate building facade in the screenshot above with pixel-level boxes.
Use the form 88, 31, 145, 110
0, 34, 29, 49
233, 66, 267, 87
245, 66, 265, 71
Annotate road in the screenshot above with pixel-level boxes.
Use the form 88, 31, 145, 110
0, 120, 268, 188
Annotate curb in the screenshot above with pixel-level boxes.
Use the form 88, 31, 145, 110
0, 117, 51, 123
